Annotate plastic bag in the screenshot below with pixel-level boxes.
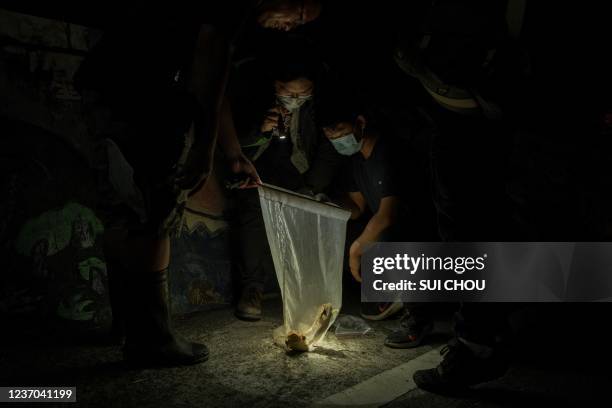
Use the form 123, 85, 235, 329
258, 184, 351, 351
334, 315, 372, 337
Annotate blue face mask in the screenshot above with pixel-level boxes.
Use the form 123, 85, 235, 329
330, 133, 362, 156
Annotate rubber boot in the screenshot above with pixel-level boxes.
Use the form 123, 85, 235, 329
105, 258, 127, 344
123, 268, 209, 366
235, 285, 263, 321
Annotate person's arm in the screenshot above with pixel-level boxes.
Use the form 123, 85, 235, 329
177, 25, 260, 191
235, 105, 286, 153
218, 96, 262, 188
189, 25, 229, 117
337, 191, 367, 220
349, 196, 399, 282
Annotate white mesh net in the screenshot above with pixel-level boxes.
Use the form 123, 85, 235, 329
258, 184, 351, 351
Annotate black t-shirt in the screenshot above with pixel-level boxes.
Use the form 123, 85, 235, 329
345, 136, 439, 240
346, 138, 401, 213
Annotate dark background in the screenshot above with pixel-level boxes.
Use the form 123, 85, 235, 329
1, 1, 611, 406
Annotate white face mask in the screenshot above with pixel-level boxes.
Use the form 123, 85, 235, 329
277, 94, 312, 111
330, 133, 363, 156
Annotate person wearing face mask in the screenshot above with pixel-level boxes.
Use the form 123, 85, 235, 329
229, 50, 342, 321
320, 98, 441, 334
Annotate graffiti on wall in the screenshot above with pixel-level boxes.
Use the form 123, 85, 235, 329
5, 202, 111, 325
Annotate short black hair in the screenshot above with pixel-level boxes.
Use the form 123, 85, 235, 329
317, 90, 364, 129
269, 58, 319, 83
257, 0, 301, 13
262, 36, 323, 83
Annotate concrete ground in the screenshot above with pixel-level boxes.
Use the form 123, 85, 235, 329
1, 298, 610, 407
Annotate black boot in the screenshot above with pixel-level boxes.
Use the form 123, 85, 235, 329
123, 268, 209, 366
105, 258, 127, 344
235, 285, 263, 321
413, 338, 508, 395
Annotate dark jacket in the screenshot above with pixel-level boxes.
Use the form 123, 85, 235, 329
231, 81, 342, 194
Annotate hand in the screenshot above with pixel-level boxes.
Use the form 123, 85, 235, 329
349, 240, 363, 282
314, 193, 331, 203
261, 106, 289, 133
228, 152, 262, 189
296, 186, 315, 197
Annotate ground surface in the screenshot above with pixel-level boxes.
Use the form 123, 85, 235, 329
1, 298, 610, 407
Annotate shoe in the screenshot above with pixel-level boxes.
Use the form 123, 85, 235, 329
413, 338, 508, 395
385, 313, 434, 349
124, 336, 209, 367
123, 269, 209, 367
235, 286, 263, 321
360, 302, 403, 321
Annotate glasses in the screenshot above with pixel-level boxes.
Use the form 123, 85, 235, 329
278, 94, 312, 100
